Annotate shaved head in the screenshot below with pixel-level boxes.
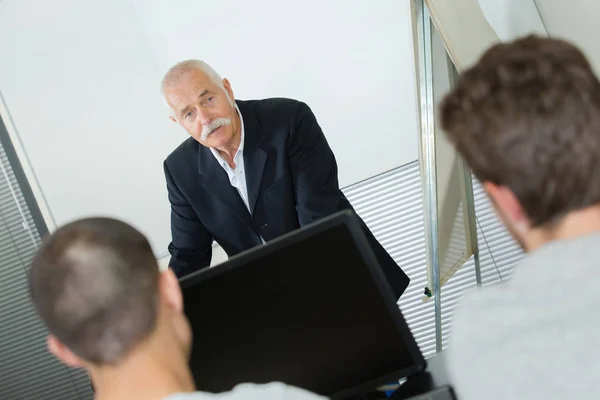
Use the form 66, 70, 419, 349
161, 60, 228, 113
28, 218, 159, 364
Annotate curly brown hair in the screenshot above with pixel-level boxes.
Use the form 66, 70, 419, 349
440, 35, 600, 227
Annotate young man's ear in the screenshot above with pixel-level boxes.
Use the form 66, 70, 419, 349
160, 268, 184, 314
484, 181, 532, 236
47, 335, 83, 368
483, 182, 526, 223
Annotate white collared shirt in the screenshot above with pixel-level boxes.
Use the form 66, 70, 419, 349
210, 105, 265, 244
210, 104, 251, 213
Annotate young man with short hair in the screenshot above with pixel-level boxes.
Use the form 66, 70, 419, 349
440, 35, 600, 400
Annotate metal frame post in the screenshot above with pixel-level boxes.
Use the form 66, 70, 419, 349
415, 0, 442, 353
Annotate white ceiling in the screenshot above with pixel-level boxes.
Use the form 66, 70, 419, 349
534, 0, 600, 73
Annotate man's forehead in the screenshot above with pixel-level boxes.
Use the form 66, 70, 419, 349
165, 81, 212, 110
178, 69, 214, 91
167, 79, 209, 99
163, 69, 222, 112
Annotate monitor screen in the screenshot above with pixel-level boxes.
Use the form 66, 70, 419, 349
181, 212, 425, 398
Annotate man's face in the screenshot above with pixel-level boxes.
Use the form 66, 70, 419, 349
165, 69, 238, 148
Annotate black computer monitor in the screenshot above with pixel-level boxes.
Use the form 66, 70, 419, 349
179, 210, 426, 399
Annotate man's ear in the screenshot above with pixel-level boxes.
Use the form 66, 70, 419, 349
47, 335, 83, 368
160, 268, 184, 314
483, 181, 527, 225
169, 115, 177, 123
222, 78, 235, 103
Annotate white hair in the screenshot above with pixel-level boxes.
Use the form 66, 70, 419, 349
160, 60, 231, 115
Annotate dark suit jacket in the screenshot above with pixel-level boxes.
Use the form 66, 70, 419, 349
164, 98, 410, 299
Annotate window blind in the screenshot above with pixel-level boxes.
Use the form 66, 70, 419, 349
0, 115, 93, 400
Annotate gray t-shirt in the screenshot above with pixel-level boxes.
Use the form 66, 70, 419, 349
163, 382, 328, 400
446, 233, 600, 399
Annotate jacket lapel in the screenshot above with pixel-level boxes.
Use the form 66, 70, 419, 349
237, 100, 267, 215
196, 100, 268, 227
197, 147, 253, 227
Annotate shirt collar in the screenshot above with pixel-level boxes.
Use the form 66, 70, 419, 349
210, 103, 245, 168
236, 103, 245, 155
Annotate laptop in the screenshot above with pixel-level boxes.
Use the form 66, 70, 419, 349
179, 210, 427, 399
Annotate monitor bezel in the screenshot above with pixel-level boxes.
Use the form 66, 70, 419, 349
179, 210, 427, 399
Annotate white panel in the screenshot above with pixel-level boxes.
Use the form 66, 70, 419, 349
426, 0, 546, 73
476, 0, 547, 41
425, 0, 500, 71
130, 0, 420, 188
430, 23, 473, 290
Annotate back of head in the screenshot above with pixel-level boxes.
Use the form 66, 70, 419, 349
440, 35, 600, 227
28, 218, 159, 364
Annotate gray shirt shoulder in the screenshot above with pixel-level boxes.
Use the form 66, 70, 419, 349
447, 234, 600, 399
163, 382, 328, 400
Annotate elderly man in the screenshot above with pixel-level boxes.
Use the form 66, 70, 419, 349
28, 217, 327, 400
441, 35, 600, 399
161, 60, 410, 299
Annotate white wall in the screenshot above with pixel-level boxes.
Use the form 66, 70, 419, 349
0, 0, 420, 260
0, 0, 184, 257
476, 0, 547, 41
534, 0, 600, 74
131, 0, 419, 188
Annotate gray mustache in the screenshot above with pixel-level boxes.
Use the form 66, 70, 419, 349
200, 118, 231, 140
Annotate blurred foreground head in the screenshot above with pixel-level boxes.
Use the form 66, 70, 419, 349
440, 35, 600, 250
28, 217, 192, 386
